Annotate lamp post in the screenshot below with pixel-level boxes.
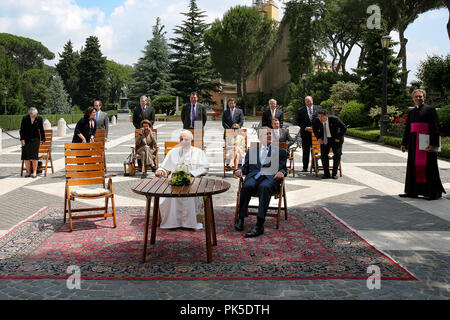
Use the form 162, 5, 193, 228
3, 87, 7, 115
379, 35, 391, 141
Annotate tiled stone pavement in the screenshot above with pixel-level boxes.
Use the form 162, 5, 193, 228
0, 116, 449, 300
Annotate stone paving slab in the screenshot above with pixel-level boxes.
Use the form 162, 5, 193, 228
0, 119, 449, 300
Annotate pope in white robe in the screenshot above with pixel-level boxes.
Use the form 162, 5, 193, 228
155, 130, 209, 229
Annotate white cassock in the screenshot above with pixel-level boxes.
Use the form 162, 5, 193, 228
158, 146, 209, 229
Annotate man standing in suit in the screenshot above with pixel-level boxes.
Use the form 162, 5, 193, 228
297, 96, 322, 172
234, 127, 287, 238
312, 109, 346, 179
261, 99, 283, 128
93, 100, 109, 138
222, 98, 244, 130
181, 92, 207, 130
133, 96, 155, 129
271, 118, 295, 148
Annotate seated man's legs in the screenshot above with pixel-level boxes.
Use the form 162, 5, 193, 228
139, 151, 147, 174
256, 177, 278, 226
238, 176, 258, 219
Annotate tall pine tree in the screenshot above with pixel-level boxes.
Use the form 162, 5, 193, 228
56, 40, 80, 107
356, 24, 410, 111
77, 36, 108, 110
169, 0, 219, 104
44, 74, 72, 114
129, 17, 174, 110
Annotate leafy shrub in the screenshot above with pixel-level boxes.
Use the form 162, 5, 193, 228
319, 99, 334, 112
345, 127, 379, 142
339, 101, 369, 128
369, 105, 403, 126
437, 105, 450, 136
330, 81, 359, 104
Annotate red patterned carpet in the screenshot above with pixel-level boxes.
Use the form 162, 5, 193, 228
0, 206, 417, 281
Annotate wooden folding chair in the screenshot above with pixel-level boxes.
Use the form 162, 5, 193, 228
223, 129, 247, 177
310, 132, 342, 177
64, 142, 117, 232
94, 129, 107, 173
279, 141, 295, 177
21, 129, 54, 177
186, 129, 204, 150
234, 177, 288, 229
164, 141, 180, 156
130, 128, 159, 175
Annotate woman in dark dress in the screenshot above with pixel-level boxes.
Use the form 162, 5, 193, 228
72, 106, 97, 143
20, 107, 46, 178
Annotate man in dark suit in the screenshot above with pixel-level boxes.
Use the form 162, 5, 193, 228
312, 109, 346, 179
94, 100, 109, 138
133, 96, 155, 129
271, 118, 295, 148
261, 99, 283, 128
222, 98, 244, 130
181, 92, 207, 129
234, 127, 287, 238
297, 96, 322, 172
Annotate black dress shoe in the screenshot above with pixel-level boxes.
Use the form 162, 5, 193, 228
141, 173, 147, 179
321, 174, 331, 179
301, 168, 308, 172
424, 195, 440, 201
234, 219, 245, 231
398, 193, 418, 198
245, 225, 264, 238
331, 175, 338, 180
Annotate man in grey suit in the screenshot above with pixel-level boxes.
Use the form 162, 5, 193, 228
181, 92, 207, 130
133, 96, 155, 129
271, 118, 294, 148
94, 100, 109, 138
222, 98, 244, 130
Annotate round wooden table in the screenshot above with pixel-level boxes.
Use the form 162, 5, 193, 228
131, 176, 231, 263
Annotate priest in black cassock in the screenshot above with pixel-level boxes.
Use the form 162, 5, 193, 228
399, 89, 445, 200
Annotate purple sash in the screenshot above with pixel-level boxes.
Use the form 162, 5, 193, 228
410, 122, 429, 183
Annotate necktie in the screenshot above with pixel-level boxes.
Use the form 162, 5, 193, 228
191, 104, 196, 128
308, 107, 312, 121
254, 146, 268, 180
142, 107, 145, 117
95, 112, 98, 122
323, 121, 329, 144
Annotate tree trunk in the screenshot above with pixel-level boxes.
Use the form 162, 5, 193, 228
397, 27, 408, 88
357, 45, 365, 70
242, 62, 248, 111
236, 65, 242, 98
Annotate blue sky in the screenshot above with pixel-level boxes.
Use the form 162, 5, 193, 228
0, 0, 448, 84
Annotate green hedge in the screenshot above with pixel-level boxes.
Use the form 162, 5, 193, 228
346, 127, 379, 142
347, 127, 450, 159
0, 111, 117, 131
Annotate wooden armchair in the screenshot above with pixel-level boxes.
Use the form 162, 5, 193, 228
234, 177, 288, 229
279, 142, 295, 177
21, 129, 54, 177
223, 129, 247, 177
187, 129, 204, 150
64, 142, 117, 232
310, 132, 342, 177
130, 128, 159, 175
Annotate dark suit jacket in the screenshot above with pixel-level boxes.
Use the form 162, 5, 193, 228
222, 107, 244, 129
312, 115, 347, 143
19, 115, 45, 143
133, 105, 155, 129
240, 145, 287, 182
297, 105, 322, 136
181, 103, 207, 129
273, 128, 295, 148
262, 108, 284, 128
73, 117, 97, 143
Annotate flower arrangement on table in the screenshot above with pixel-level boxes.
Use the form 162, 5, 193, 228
169, 169, 192, 186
